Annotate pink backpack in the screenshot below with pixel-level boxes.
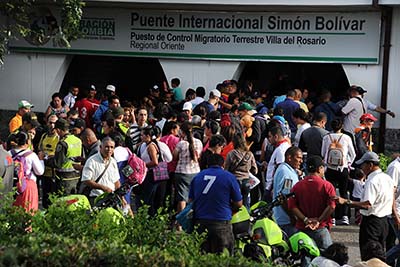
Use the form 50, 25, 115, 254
121, 149, 147, 185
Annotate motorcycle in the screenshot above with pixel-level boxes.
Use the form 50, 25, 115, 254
231, 193, 320, 266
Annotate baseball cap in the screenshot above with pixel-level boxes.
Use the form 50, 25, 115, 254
306, 156, 325, 172
70, 118, 86, 129
106, 84, 116, 92
360, 113, 377, 122
18, 100, 34, 109
210, 89, 221, 98
182, 102, 193, 111
222, 80, 233, 86
151, 85, 159, 91
252, 91, 262, 99
54, 118, 70, 131
238, 102, 254, 111
350, 85, 367, 94
90, 85, 96, 91
22, 112, 40, 127
355, 151, 380, 165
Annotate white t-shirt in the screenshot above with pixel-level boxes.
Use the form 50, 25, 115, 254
13, 149, 44, 182
321, 133, 356, 171
360, 169, 394, 217
342, 97, 368, 134
81, 152, 120, 197
138, 141, 173, 167
266, 141, 291, 190
113, 146, 130, 163
352, 179, 365, 199
387, 157, 400, 214
294, 122, 311, 147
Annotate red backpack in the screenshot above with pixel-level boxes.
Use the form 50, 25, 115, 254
121, 149, 147, 185
11, 149, 33, 194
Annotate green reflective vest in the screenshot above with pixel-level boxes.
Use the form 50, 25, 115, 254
61, 134, 82, 171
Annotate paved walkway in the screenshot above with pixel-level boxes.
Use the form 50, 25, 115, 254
331, 222, 361, 266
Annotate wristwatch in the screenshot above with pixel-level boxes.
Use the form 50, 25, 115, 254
303, 217, 309, 224
346, 199, 353, 205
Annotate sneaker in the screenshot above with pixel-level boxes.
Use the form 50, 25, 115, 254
331, 218, 336, 226
336, 216, 350, 225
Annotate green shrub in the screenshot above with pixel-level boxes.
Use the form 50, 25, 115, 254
0, 194, 269, 267
379, 153, 392, 172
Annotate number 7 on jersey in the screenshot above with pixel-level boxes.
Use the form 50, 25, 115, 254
202, 175, 216, 194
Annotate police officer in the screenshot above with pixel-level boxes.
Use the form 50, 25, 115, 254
37, 115, 59, 208
46, 118, 82, 195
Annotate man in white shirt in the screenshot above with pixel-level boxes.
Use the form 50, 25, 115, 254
81, 137, 120, 201
342, 86, 395, 134
386, 156, 400, 266
335, 152, 395, 261
63, 86, 79, 109
265, 126, 291, 201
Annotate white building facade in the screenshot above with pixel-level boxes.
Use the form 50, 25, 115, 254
0, 0, 399, 151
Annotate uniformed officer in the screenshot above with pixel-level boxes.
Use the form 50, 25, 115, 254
37, 115, 59, 207
46, 118, 82, 195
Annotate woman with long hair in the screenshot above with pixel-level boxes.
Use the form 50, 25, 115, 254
45, 92, 69, 119
11, 132, 44, 213
137, 126, 172, 215
202, 120, 220, 152
225, 133, 257, 209
173, 121, 203, 213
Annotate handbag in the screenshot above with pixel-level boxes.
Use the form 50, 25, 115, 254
78, 159, 111, 197
176, 202, 194, 233
152, 142, 170, 182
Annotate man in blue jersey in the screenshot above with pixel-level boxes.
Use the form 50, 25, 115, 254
273, 146, 303, 237
189, 154, 242, 255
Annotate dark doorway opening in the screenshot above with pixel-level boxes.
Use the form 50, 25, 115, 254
61, 55, 166, 104
238, 62, 350, 102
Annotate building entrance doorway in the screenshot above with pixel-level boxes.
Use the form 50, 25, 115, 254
61, 55, 167, 104
238, 62, 350, 104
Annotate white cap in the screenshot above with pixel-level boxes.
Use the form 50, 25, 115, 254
106, 84, 116, 92
210, 89, 221, 98
183, 102, 193, 111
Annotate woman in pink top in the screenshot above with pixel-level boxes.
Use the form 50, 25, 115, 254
12, 132, 44, 213
160, 121, 180, 173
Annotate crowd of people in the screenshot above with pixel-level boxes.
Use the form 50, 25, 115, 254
3, 78, 400, 266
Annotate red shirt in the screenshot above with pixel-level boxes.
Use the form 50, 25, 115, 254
288, 175, 336, 230
74, 98, 99, 129
221, 142, 234, 160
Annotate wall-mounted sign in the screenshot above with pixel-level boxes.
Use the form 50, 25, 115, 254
11, 8, 381, 64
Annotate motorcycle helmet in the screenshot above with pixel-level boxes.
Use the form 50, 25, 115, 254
289, 232, 320, 257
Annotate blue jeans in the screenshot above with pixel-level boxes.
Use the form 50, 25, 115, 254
301, 228, 332, 267
303, 227, 333, 251
387, 217, 400, 267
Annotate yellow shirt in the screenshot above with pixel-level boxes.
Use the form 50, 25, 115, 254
295, 100, 309, 113
9, 113, 22, 133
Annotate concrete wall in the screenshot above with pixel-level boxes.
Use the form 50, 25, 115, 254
0, 53, 71, 113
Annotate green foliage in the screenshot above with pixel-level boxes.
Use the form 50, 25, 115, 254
0, 0, 84, 64
0, 193, 267, 266
379, 153, 392, 172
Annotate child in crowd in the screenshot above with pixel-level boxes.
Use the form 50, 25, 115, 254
349, 168, 366, 225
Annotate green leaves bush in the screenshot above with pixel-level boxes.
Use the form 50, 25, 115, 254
0, 194, 267, 267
